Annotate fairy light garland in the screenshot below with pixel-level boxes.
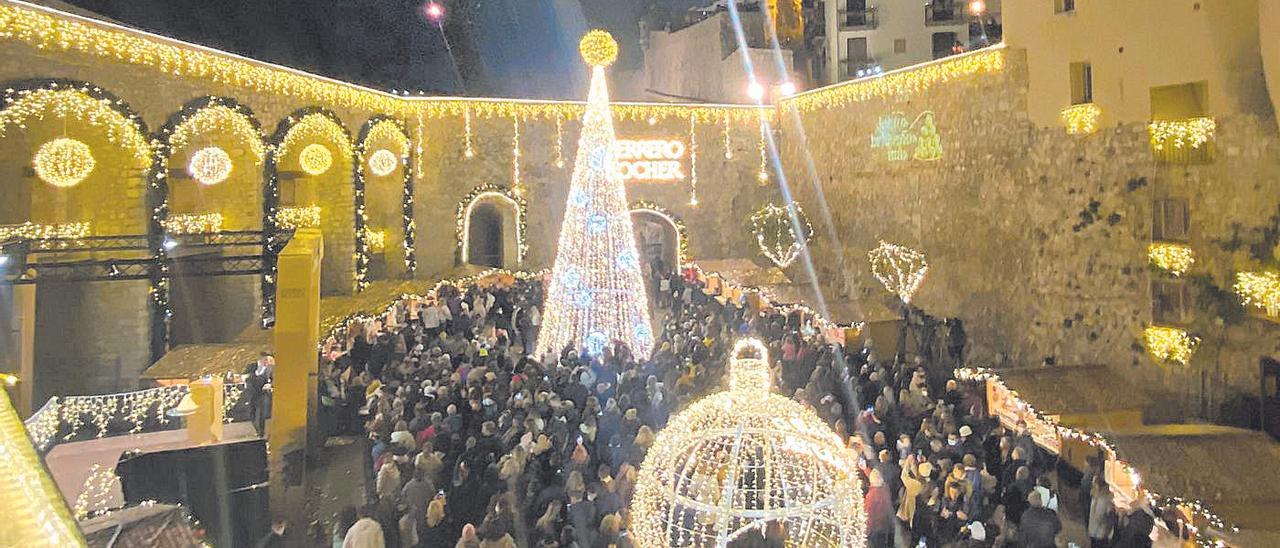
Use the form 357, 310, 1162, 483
185, 145, 232, 185
298, 143, 333, 175
366, 149, 398, 177
278, 114, 352, 173
554, 114, 566, 168
273, 205, 321, 229
1143, 325, 1199, 365
72, 463, 120, 520
955, 367, 1239, 547
455, 183, 527, 265
1147, 243, 1195, 276
722, 115, 733, 159
687, 113, 699, 205
161, 212, 223, 235
0, 221, 90, 242
364, 228, 386, 252
631, 337, 867, 547
511, 116, 522, 195
630, 200, 690, 263
23, 384, 189, 451
0, 83, 152, 163
223, 382, 244, 423
463, 107, 474, 158
1149, 117, 1215, 151
868, 240, 929, 304
32, 137, 95, 188
756, 111, 769, 183
782, 45, 1006, 112
1233, 271, 1279, 318
1060, 103, 1101, 135
750, 202, 813, 268
167, 103, 266, 166
358, 116, 414, 274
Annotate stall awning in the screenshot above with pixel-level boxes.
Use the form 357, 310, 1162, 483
997, 364, 1152, 416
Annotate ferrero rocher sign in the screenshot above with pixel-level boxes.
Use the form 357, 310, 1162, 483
611, 139, 686, 182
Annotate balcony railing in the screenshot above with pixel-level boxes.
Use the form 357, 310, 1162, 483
925, 3, 965, 26
839, 6, 878, 30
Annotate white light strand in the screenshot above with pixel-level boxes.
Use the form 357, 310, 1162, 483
535, 58, 655, 360
554, 114, 566, 168
722, 115, 733, 159
868, 240, 929, 304
463, 107, 474, 158
750, 203, 813, 268
512, 116, 522, 196
688, 113, 699, 206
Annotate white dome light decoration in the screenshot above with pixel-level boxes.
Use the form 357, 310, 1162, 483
630, 339, 866, 547
187, 146, 232, 185
298, 143, 333, 176
367, 148, 399, 177
33, 137, 96, 188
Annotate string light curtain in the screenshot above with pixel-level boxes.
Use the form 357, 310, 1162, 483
535, 31, 655, 360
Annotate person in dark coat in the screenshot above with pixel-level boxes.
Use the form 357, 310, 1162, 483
244, 352, 274, 438
1111, 502, 1155, 548
1017, 491, 1061, 548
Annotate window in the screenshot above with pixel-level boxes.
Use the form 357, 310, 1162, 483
1150, 81, 1208, 121
931, 32, 957, 59
1152, 197, 1189, 241
1152, 280, 1191, 325
894, 39, 907, 54
1070, 62, 1093, 104
847, 37, 868, 63
1055, 0, 1076, 14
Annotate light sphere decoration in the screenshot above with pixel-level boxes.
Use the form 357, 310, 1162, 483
367, 148, 399, 176
33, 137, 95, 188
579, 29, 618, 67
630, 339, 866, 547
187, 146, 232, 185
299, 143, 333, 176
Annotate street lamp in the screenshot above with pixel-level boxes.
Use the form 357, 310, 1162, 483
423, 2, 465, 92
968, 0, 985, 15
424, 2, 444, 22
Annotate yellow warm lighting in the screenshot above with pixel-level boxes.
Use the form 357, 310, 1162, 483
783, 46, 1006, 112
0, 389, 84, 547
364, 229, 386, 252
630, 200, 690, 263
0, 85, 151, 162
0, 221, 90, 242
161, 212, 223, 235
273, 205, 321, 230
362, 118, 410, 158
1143, 326, 1199, 365
1147, 242, 1194, 276
1060, 103, 1101, 135
32, 137, 95, 188
186, 146, 232, 185
631, 338, 866, 547
1234, 271, 1280, 318
168, 104, 265, 165
456, 185, 526, 265
579, 29, 618, 67
298, 143, 333, 176
1149, 117, 1215, 151
869, 240, 929, 304
367, 148, 399, 177
0, 373, 18, 386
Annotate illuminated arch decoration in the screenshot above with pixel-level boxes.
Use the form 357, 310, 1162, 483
629, 200, 690, 264
455, 183, 527, 266
149, 96, 267, 351
263, 108, 361, 321
357, 116, 415, 275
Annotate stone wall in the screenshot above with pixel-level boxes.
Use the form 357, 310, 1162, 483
777, 48, 1280, 420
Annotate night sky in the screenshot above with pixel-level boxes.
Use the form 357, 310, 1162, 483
61, 0, 709, 99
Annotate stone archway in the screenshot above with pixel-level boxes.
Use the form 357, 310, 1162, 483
458, 186, 523, 269
629, 201, 688, 275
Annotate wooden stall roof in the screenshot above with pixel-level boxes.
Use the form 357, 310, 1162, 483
81, 504, 200, 548
692, 258, 881, 325
143, 341, 269, 379
997, 365, 1152, 416
1102, 424, 1280, 530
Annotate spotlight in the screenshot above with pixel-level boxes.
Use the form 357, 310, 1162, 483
0, 255, 8, 267
778, 81, 797, 97
873, 65, 884, 75
163, 238, 179, 251
746, 82, 765, 102
968, 0, 986, 15
424, 2, 444, 22
856, 69, 866, 78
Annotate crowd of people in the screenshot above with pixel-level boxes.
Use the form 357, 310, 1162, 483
305, 264, 1154, 548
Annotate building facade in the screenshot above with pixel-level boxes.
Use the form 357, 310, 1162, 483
822, 0, 987, 82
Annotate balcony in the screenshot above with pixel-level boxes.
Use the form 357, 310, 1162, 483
925, 3, 965, 26
1148, 117, 1215, 164
838, 6, 878, 30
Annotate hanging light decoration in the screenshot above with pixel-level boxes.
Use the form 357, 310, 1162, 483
367, 148, 398, 176
299, 143, 333, 175
187, 146, 232, 185
868, 240, 929, 304
32, 137, 95, 188
630, 338, 867, 547
750, 203, 814, 268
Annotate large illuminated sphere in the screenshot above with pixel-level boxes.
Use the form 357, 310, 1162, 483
367, 148, 399, 177
579, 29, 618, 67
299, 143, 333, 176
631, 340, 866, 547
33, 138, 95, 188
187, 146, 232, 185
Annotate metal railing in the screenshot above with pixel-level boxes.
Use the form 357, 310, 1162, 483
925, 3, 965, 25
838, 6, 878, 29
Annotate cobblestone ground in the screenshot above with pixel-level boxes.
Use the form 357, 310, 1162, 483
304, 436, 371, 544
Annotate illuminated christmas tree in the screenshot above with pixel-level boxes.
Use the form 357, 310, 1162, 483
535, 30, 655, 359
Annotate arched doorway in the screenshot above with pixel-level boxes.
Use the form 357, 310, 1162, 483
630, 210, 681, 275
458, 185, 524, 270
467, 203, 504, 268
